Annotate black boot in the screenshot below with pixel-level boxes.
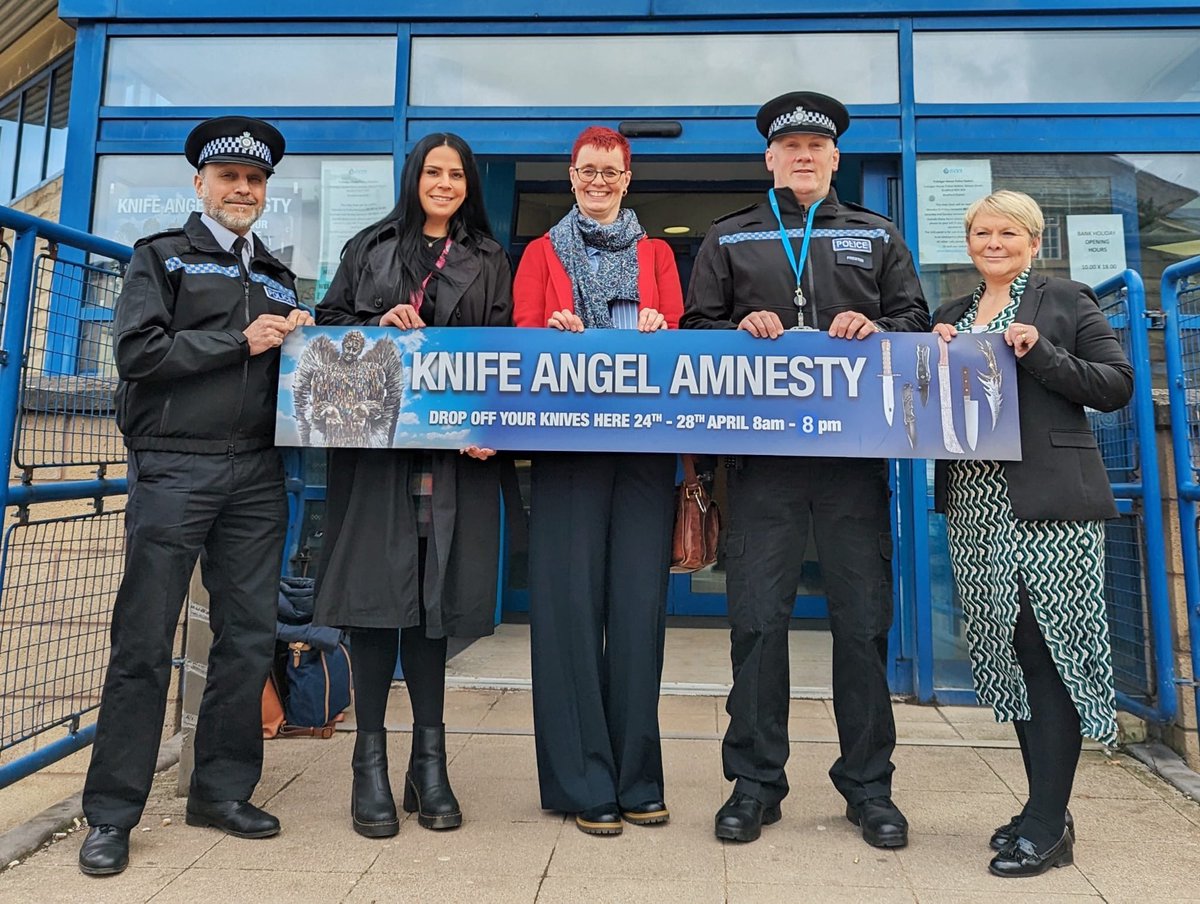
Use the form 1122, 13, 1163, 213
351, 730, 399, 838
403, 723, 462, 830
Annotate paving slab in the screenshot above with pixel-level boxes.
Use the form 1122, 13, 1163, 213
150, 867, 361, 902
346, 874, 541, 904
898, 833, 1097, 897
0, 864, 181, 904
538, 877, 723, 904
729, 885, 918, 904
1072, 839, 1200, 902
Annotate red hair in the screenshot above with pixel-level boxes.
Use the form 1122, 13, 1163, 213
570, 126, 631, 170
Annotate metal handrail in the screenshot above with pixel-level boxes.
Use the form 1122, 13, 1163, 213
1160, 255, 1200, 744
1092, 269, 1175, 724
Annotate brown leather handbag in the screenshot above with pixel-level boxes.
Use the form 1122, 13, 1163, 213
670, 454, 721, 573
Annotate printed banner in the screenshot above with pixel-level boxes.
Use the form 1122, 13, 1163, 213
276, 327, 1022, 460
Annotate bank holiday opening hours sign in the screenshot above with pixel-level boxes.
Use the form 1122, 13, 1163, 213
276, 326, 1021, 461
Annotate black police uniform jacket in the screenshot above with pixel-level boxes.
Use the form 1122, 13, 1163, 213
681, 187, 929, 333
113, 211, 299, 453
931, 273, 1133, 522
313, 221, 513, 637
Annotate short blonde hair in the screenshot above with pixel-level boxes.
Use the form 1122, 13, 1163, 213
964, 190, 1044, 240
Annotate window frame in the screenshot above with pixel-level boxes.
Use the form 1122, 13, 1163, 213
0, 53, 72, 204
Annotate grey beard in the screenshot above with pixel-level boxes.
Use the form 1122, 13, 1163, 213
200, 191, 262, 233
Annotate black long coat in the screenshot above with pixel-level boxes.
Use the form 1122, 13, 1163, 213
932, 272, 1133, 522
313, 223, 513, 637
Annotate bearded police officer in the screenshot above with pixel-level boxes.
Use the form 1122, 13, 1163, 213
79, 116, 314, 876
682, 92, 929, 847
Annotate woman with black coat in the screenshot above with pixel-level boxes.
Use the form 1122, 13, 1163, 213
314, 132, 512, 838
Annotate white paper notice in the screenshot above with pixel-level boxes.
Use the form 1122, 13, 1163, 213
1066, 214, 1127, 285
317, 160, 396, 301
916, 160, 993, 265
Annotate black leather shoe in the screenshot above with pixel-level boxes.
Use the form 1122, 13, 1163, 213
576, 803, 622, 835
714, 791, 781, 843
846, 797, 908, 849
990, 808, 1074, 851
78, 824, 130, 876
352, 730, 399, 838
989, 829, 1074, 877
402, 724, 462, 830
185, 798, 280, 838
621, 800, 670, 826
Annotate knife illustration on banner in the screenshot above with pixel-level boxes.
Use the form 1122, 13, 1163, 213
962, 367, 979, 451
916, 344, 931, 407
902, 382, 917, 450
878, 339, 898, 426
976, 338, 1003, 429
938, 338, 964, 454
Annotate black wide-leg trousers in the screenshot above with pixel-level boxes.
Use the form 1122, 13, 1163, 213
722, 456, 897, 808
528, 451, 675, 813
83, 448, 288, 829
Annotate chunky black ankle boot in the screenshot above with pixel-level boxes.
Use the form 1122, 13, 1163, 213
351, 730, 399, 838
403, 723, 462, 830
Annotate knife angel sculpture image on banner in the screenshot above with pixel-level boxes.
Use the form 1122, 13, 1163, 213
290, 330, 404, 447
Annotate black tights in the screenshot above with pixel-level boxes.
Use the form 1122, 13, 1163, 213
349, 541, 449, 732
1011, 575, 1082, 851
350, 625, 448, 732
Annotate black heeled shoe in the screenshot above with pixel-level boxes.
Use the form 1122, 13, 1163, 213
351, 730, 399, 838
989, 828, 1074, 878
990, 808, 1074, 851
402, 723, 462, 830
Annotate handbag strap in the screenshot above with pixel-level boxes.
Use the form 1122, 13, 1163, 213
681, 453, 699, 486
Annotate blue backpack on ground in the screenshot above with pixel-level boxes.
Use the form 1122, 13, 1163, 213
273, 576, 352, 736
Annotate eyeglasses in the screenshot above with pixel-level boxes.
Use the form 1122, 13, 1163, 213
571, 166, 627, 185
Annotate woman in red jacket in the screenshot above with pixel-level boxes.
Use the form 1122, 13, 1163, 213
513, 126, 683, 836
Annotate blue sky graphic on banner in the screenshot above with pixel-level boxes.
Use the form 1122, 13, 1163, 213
276, 327, 1022, 460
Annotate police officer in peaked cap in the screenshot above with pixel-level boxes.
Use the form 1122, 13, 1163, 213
682, 92, 929, 847
79, 116, 312, 877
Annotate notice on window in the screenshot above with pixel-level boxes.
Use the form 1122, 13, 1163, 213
916, 160, 993, 265
317, 161, 395, 303
1066, 214, 1126, 286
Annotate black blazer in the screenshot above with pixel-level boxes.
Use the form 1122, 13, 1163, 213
932, 272, 1133, 521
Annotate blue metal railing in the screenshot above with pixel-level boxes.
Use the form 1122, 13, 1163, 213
1161, 255, 1200, 743
0, 205, 131, 790
1092, 270, 1175, 724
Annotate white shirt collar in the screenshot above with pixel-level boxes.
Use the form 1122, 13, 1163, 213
200, 212, 255, 269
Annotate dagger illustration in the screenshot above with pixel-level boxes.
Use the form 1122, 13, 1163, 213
902, 382, 917, 449
962, 367, 979, 451
878, 339, 898, 426
976, 339, 1003, 429
938, 338, 964, 454
916, 344, 931, 407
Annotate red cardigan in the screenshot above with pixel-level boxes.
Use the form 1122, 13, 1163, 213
512, 234, 683, 328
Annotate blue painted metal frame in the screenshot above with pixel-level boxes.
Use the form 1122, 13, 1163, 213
1094, 269, 1175, 723
0, 205, 130, 789
1161, 255, 1200, 742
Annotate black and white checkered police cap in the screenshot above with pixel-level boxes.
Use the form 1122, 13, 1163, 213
184, 116, 285, 175
756, 92, 850, 144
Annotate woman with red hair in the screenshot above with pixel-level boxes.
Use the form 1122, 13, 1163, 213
514, 125, 683, 835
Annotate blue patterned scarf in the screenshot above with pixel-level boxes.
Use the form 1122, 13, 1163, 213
548, 206, 644, 329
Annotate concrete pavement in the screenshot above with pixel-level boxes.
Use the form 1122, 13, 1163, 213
2, 687, 1200, 904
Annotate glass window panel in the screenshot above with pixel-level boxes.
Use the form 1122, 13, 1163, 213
916, 154, 1200, 313
93, 154, 395, 308
15, 81, 47, 196
914, 30, 1200, 104
46, 59, 71, 179
0, 97, 18, 202
104, 37, 396, 107
410, 33, 898, 106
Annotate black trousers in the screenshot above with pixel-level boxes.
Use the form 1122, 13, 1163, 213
528, 452, 675, 812
722, 456, 896, 808
83, 449, 288, 829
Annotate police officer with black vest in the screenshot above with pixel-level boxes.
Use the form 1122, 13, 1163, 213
682, 92, 929, 847
79, 116, 313, 876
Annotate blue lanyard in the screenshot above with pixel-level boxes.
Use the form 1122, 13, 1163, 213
767, 190, 822, 297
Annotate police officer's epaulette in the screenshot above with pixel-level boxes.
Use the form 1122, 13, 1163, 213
133, 227, 187, 249
712, 202, 760, 224
840, 200, 895, 223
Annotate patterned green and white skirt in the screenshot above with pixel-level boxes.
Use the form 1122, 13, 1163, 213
945, 459, 1118, 745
